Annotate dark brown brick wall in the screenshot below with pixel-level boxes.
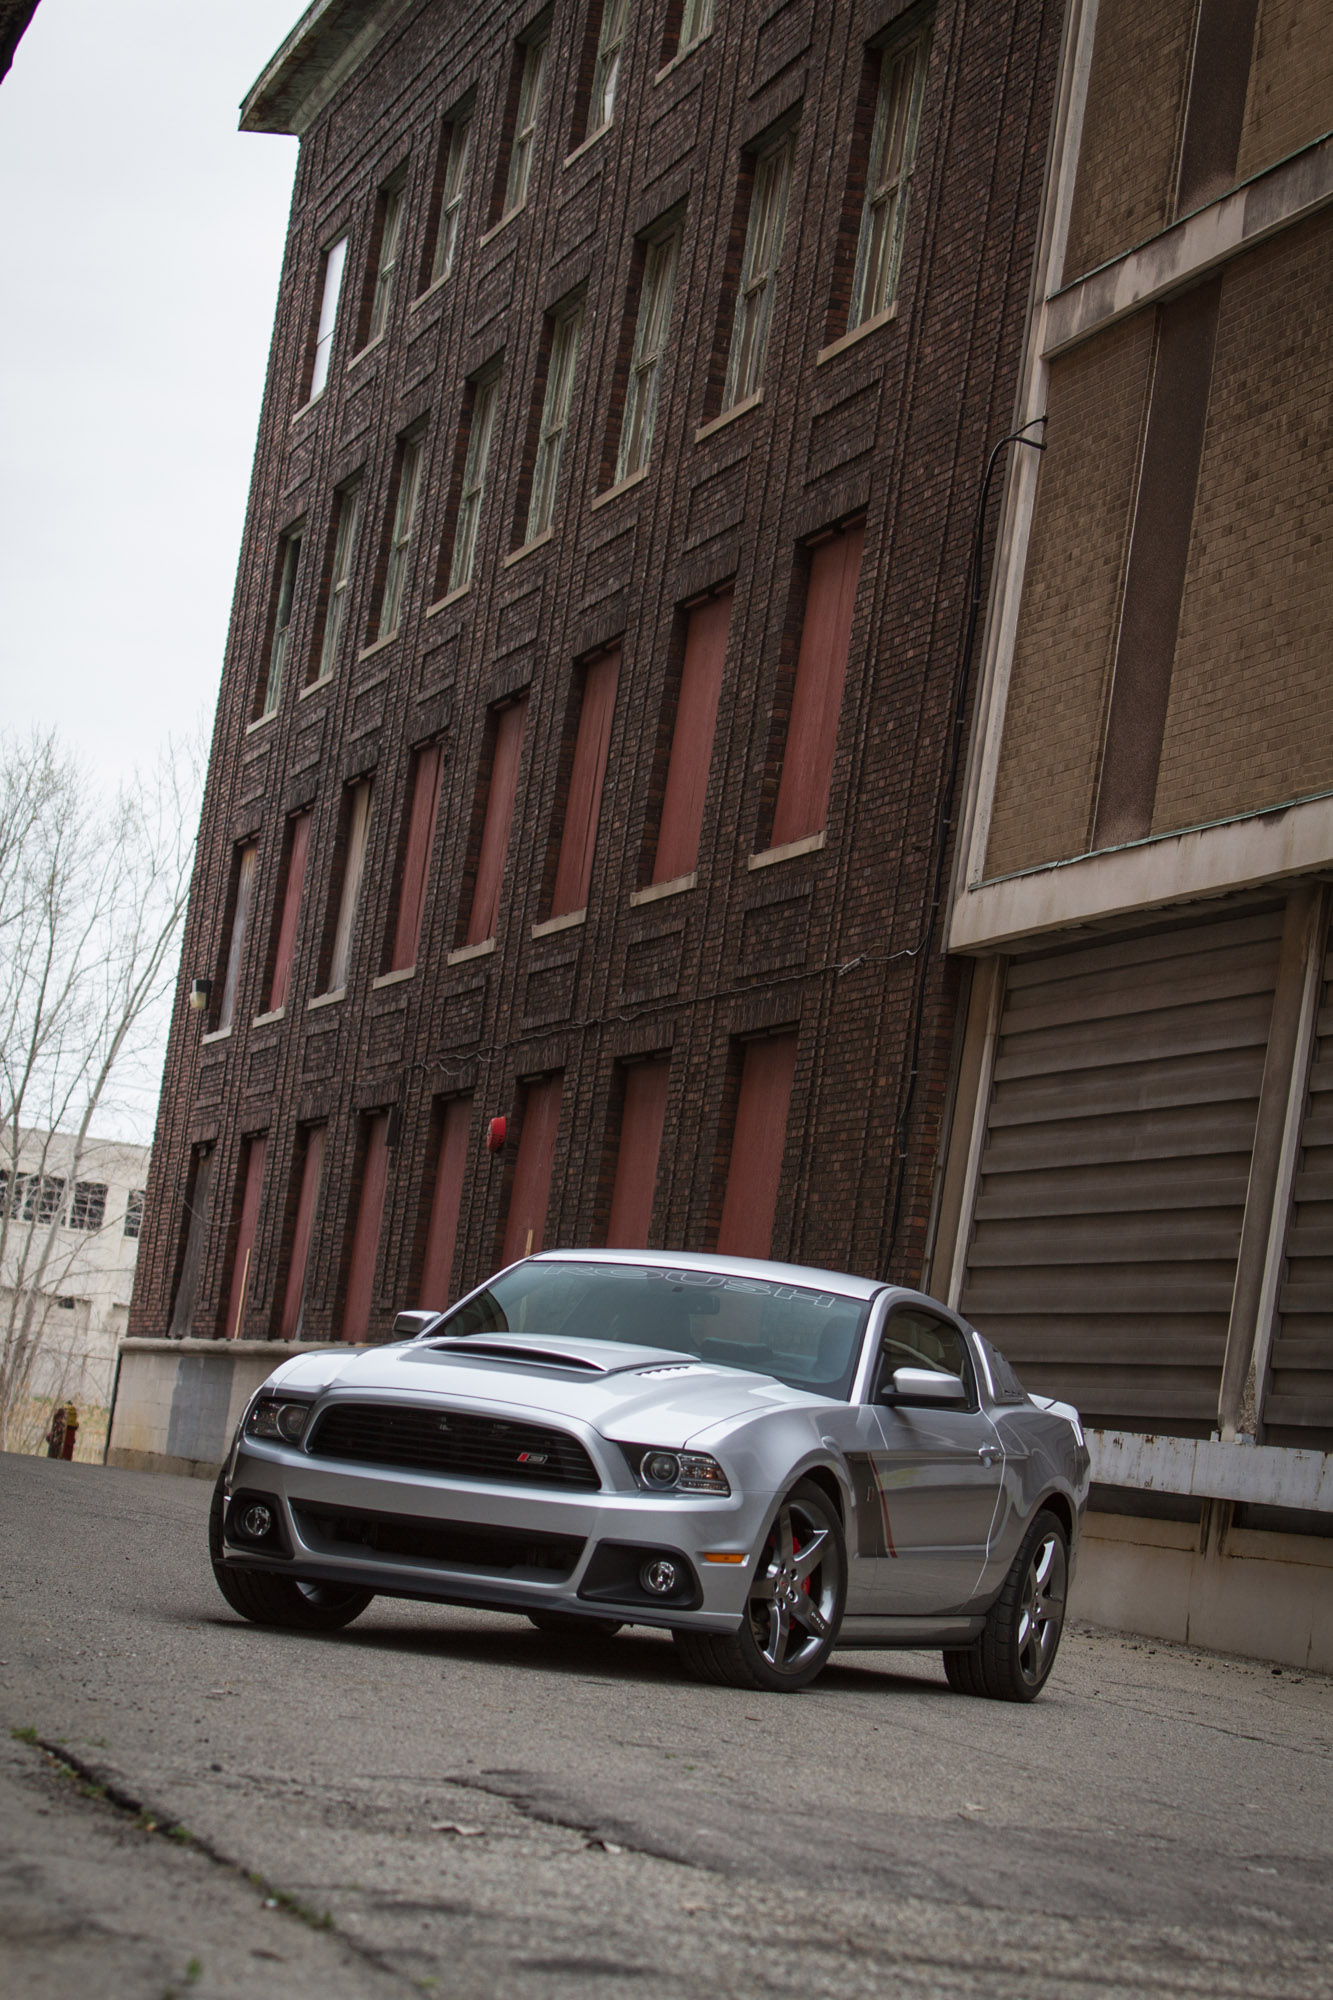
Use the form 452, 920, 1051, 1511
131, 0, 1064, 1344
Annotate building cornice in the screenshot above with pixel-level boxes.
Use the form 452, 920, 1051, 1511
240, 0, 417, 136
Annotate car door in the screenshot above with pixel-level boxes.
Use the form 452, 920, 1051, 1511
852, 1306, 1005, 1615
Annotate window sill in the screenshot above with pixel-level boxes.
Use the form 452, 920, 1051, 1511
347, 333, 386, 371
816, 306, 897, 366
356, 630, 399, 663
299, 673, 333, 700
246, 710, 277, 734
200, 1026, 233, 1045
306, 988, 346, 1011
564, 123, 611, 170
479, 206, 524, 249
428, 582, 471, 615
503, 525, 554, 568
251, 1008, 286, 1027
591, 466, 649, 511
694, 391, 762, 444
372, 966, 415, 988
748, 831, 826, 870
531, 908, 586, 939
447, 937, 497, 965
654, 27, 712, 86
629, 871, 696, 907
411, 268, 453, 312
290, 388, 326, 425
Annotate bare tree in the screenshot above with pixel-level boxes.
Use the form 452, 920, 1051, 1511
0, 727, 201, 1444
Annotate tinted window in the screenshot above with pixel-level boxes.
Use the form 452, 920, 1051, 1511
875, 1308, 974, 1402
431, 1260, 870, 1398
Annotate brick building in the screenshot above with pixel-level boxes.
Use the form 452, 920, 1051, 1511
128, 0, 1066, 1361
936, 0, 1333, 1661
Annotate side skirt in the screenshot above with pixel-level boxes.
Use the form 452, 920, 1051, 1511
834, 1614, 987, 1649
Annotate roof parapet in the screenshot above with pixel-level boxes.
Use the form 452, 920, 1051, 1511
240, 0, 413, 136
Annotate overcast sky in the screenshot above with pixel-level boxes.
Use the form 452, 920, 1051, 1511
0, 0, 302, 789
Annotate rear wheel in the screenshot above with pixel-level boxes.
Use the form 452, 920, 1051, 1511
943, 1507, 1068, 1702
527, 1611, 623, 1637
674, 1478, 845, 1692
208, 1473, 373, 1633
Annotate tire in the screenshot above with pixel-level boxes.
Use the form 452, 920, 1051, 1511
943, 1507, 1068, 1702
527, 1611, 624, 1638
673, 1477, 845, 1693
208, 1473, 373, 1633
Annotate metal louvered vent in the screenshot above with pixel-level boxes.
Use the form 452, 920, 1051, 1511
308, 1402, 600, 1489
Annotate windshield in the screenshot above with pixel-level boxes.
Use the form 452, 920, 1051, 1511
428, 1261, 872, 1400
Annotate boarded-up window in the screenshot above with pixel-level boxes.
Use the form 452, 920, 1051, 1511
419, 1095, 473, 1307
267, 810, 312, 1014
168, 1146, 215, 1339
770, 521, 864, 848
464, 699, 527, 947
327, 781, 373, 993
653, 591, 731, 883
390, 744, 444, 971
501, 1074, 563, 1264
217, 842, 258, 1033
606, 1058, 670, 1247
224, 1135, 268, 1341
551, 650, 619, 919
280, 1123, 326, 1339
717, 1034, 798, 1258
342, 1112, 391, 1340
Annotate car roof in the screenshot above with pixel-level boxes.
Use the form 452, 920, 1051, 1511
527, 1246, 888, 1303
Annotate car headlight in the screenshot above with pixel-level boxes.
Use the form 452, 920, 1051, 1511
245, 1398, 312, 1444
630, 1447, 730, 1496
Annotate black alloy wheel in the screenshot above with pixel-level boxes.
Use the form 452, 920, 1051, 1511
674, 1477, 846, 1692
943, 1506, 1068, 1702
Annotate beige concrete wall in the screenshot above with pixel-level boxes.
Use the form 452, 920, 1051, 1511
106, 1339, 349, 1479
1071, 1509, 1333, 1672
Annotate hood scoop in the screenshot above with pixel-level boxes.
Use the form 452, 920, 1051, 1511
637, 1363, 719, 1378
420, 1338, 608, 1373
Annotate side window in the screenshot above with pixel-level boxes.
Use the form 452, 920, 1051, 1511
875, 1308, 973, 1401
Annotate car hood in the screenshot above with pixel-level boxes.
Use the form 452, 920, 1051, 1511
262, 1335, 825, 1446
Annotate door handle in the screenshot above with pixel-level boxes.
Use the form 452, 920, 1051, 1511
977, 1444, 1000, 1465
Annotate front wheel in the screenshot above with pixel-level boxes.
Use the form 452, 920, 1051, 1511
208, 1473, 373, 1632
674, 1478, 845, 1692
943, 1507, 1068, 1702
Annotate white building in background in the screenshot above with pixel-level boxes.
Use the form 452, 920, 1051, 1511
2, 1131, 150, 1412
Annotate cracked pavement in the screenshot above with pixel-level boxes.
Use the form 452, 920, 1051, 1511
2, 1453, 1331, 1998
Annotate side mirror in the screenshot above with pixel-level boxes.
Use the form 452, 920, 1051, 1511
883, 1366, 968, 1406
394, 1309, 446, 1340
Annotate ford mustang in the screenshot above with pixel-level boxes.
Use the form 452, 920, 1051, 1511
209, 1250, 1089, 1697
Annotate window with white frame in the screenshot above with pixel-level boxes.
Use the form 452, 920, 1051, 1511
848, 28, 929, 330
447, 366, 502, 593
315, 481, 361, 682
677, 0, 714, 51
616, 225, 681, 483
262, 529, 303, 716
526, 300, 584, 542
69, 1181, 108, 1231
308, 236, 348, 399
327, 780, 373, 993
588, 0, 630, 133
368, 176, 407, 343
503, 28, 549, 217
378, 433, 425, 640
124, 1189, 145, 1239
431, 107, 474, 285
14, 1174, 66, 1226
723, 130, 794, 411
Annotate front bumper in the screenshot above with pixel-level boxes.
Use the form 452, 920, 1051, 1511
220, 1433, 768, 1631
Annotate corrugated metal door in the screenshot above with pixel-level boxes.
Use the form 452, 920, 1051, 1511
717, 1033, 798, 1258
960, 909, 1283, 1434
1267, 911, 1333, 1448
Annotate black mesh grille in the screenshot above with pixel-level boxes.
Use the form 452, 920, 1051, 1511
307, 1401, 601, 1490
293, 1503, 584, 1576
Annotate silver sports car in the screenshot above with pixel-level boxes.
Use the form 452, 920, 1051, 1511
210, 1250, 1089, 1698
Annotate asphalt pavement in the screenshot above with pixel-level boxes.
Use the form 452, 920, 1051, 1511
1, 1452, 1330, 1999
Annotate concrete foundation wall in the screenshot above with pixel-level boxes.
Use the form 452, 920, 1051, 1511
106, 1338, 349, 1480
1071, 1510, 1333, 1673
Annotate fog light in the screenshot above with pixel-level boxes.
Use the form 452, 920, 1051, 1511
238, 1502, 274, 1541
640, 1558, 680, 1596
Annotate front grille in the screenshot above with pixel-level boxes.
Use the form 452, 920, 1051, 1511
293, 1502, 584, 1576
307, 1401, 601, 1490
